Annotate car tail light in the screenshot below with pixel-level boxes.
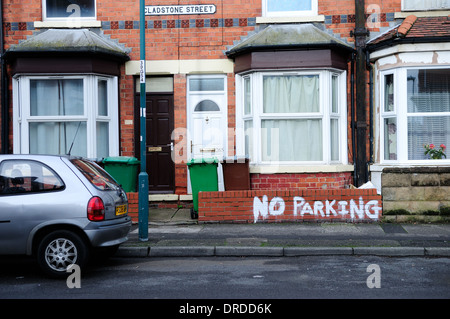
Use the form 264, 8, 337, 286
87, 197, 105, 221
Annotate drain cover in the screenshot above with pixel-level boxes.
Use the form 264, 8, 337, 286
381, 224, 408, 234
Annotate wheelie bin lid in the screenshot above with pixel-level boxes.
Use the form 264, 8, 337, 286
220, 156, 249, 163
102, 156, 140, 164
187, 157, 219, 166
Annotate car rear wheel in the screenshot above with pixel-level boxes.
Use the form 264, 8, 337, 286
37, 230, 90, 278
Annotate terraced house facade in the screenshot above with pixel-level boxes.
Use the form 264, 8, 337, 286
1, 1, 449, 221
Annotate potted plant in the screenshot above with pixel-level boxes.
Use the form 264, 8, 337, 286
424, 143, 447, 160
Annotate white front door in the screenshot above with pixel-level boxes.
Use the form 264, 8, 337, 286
187, 75, 227, 192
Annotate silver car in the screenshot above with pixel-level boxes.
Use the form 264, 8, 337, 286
0, 154, 132, 277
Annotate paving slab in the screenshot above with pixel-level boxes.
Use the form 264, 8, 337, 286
353, 247, 425, 256
284, 247, 353, 256
122, 209, 450, 257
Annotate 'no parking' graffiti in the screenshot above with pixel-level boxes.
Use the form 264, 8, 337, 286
253, 195, 382, 223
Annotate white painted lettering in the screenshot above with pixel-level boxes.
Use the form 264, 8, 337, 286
314, 201, 325, 217
350, 197, 365, 219
301, 202, 314, 216
338, 200, 349, 216
325, 200, 337, 217
293, 196, 305, 216
365, 200, 382, 220
253, 195, 268, 223
269, 197, 285, 216
253, 195, 381, 223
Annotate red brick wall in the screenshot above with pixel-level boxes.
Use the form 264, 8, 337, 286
97, 0, 262, 62
251, 172, 352, 190
119, 65, 135, 158
2, 0, 402, 49
129, 188, 382, 224
126, 192, 139, 222
126, 192, 193, 223
198, 188, 382, 223
2, 0, 404, 191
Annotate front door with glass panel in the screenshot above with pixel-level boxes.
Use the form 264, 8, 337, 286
187, 75, 227, 191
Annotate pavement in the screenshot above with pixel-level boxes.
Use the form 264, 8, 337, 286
117, 208, 450, 258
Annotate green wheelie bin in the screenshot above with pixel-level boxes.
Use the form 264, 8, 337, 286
187, 157, 218, 219
102, 156, 140, 192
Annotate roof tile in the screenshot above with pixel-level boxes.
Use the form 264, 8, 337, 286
369, 15, 450, 46
397, 15, 417, 37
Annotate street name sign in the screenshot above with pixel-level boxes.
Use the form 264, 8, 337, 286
145, 4, 216, 16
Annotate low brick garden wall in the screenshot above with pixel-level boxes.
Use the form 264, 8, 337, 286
198, 189, 382, 223
126, 192, 139, 222
250, 172, 352, 190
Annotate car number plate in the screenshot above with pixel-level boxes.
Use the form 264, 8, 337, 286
115, 204, 127, 216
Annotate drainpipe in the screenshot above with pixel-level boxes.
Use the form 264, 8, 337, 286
0, 0, 9, 154
352, 0, 369, 186
366, 53, 374, 182
350, 52, 357, 186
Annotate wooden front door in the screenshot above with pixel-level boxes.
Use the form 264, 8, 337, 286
135, 93, 175, 193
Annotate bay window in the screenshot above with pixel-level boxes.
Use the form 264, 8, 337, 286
13, 75, 119, 160
238, 70, 347, 165
381, 67, 450, 163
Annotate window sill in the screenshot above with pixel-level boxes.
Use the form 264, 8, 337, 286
256, 15, 325, 24
371, 162, 450, 172
34, 20, 102, 29
249, 164, 353, 174
395, 10, 450, 19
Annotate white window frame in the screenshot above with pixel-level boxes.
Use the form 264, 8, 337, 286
262, 0, 318, 17
236, 70, 347, 166
380, 66, 450, 165
402, 0, 450, 11
380, 71, 398, 163
12, 74, 119, 160
42, 0, 97, 21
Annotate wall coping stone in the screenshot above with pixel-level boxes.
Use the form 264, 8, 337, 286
382, 166, 450, 174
